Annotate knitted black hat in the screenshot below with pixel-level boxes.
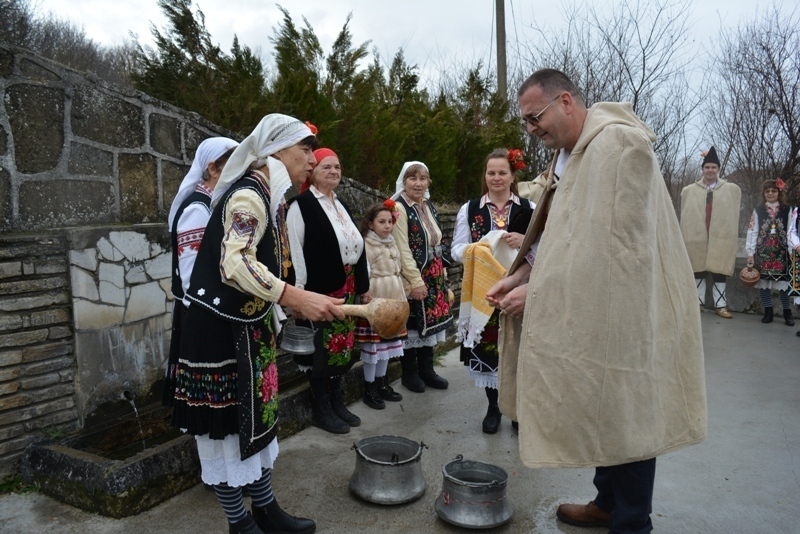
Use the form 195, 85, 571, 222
702, 146, 720, 166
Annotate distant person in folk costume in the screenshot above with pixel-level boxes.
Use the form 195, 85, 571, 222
451, 148, 534, 434
163, 137, 238, 407
787, 201, 800, 336
171, 114, 344, 534
746, 178, 795, 326
679, 146, 741, 318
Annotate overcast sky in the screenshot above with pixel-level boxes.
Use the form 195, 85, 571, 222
36, 0, 767, 85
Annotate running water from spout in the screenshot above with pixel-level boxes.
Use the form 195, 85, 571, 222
122, 390, 146, 451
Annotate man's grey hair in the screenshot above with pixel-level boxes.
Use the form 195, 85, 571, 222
518, 69, 585, 105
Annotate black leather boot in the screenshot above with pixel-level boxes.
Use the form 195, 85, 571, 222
311, 393, 349, 434
417, 346, 448, 389
229, 512, 265, 534
762, 307, 774, 323
329, 377, 361, 427
363, 381, 385, 410
252, 498, 316, 534
377, 375, 403, 402
784, 309, 795, 326
482, 403, 501, 434
401, 349, 425, 393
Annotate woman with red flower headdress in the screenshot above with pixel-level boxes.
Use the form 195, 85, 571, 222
746, 178, 795, 326
286, 148, 370, 434
451, 148, 535, 434
391, 161, 453, 393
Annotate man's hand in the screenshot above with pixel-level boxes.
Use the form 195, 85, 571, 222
499, 283, 528, 318
486, 277, 517, 307
503, 231, 524, 249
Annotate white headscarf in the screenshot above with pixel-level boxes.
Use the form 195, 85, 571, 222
212, 114, 315, 226
392, 160, 431, 200
168, 137, 239, 228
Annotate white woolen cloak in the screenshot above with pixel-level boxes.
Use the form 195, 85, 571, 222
680, 179, 741, 276
499, 103, 707, 468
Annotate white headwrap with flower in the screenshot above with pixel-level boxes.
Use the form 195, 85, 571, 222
168, 137, 239, 228
392, 161, 430, 200
212, 114, 314, 226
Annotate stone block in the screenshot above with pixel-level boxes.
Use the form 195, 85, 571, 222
125, 263, 147, 284
0, 262, 21, 279
22, 341, 72, 363
0, 424, 24, 441
119, 153, 158, 223
0, 397, 75, 426
97, 237, 124, 261
150, 114, 181, 158
71, 85, 144, 148
0, 434, 38, 457
99, 281, 126, 306
0, 313, 22, 330
18, 179, 115, 229
35, 257, 68, 274
23, 262, 34, 275
0, 350, 22, 367
68, 142, 113, 176
27, 383, 74, 403
5, 84, 64, 173
70, 266, 98, 301
0, 329, 49, 348
109, 231, 151, 262
0, 48, 11, 77
69, 249, 98, 271
20, 372, 60, 389
99, 261, 125, 287
73, 300, 124, 330
0, 290, 69, 312
0, 125, 6, 155
23, 408, 78, 431
184, 127, 210, 158
48, 326, 72, 339
0, 238, 65, 260
19, 59, 60, 82
158, 278, 173, 300
29, 308, 70, 327
24, 356, 73, 376
125, 282, 167, 322
0, 381, 20, 395
0, 167, 10, 231
0, 276, 68, 296
162, 160, 187, 213
144, 252, 171, 280
0, 367, 21, 382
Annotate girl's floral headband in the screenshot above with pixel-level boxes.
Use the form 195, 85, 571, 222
507, 148, 526, 171
383, 198, 400, 223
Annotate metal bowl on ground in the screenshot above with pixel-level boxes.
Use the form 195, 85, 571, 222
279, 325, 315, 355
434, 455, 513, 529
349, 435, 427, 505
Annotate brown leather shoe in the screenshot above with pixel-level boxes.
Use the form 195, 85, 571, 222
556, 501, 610, 528
715, 307, 732, 318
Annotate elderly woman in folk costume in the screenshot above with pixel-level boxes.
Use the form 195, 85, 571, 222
171, 115, 343, 534
286, 148, 370, 434
163, 137, 238, 407
746, 178, 795, 326
391, 161, 452, 393
451, 148, 534, 434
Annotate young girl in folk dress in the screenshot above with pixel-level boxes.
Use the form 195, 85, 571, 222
355, 201, 407, 409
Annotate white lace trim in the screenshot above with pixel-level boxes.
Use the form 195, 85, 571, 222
467, 369, 498, 389
456, 316, 486, 349
403, 329, 446, 348
196, 434, 279, 487
358, 340, 404, 364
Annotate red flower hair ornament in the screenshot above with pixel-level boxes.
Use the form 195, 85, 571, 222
305, 121, 319, 135
383, 198, 400, 223
507, 148, 526, 171
776, 178, 786, 191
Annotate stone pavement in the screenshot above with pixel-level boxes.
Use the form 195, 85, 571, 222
1, 312, 798, 533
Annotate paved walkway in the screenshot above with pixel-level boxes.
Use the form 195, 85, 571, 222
1, 312, 799, 533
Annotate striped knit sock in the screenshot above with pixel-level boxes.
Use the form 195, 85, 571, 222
780, 290, 791, 310
247, 468, 275, 508
760, 289, 773, 308
213, 483, 247, 523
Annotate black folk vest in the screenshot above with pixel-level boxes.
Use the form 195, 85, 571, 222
396, 195, 448, 271
170, 190, 211, 301
466, 197, 533, 242
186, 174, 282, 323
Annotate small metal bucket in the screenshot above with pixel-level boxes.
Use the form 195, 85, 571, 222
435, 455, 513, 529
349, 435, 427, 505
279, 325, 315, 355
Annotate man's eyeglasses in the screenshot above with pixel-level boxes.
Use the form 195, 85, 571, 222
521, 94, 561, 127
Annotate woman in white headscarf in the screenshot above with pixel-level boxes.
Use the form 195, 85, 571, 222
171, 114, 341, 534
391, 161, 453, 394
163, 137, 238, 407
